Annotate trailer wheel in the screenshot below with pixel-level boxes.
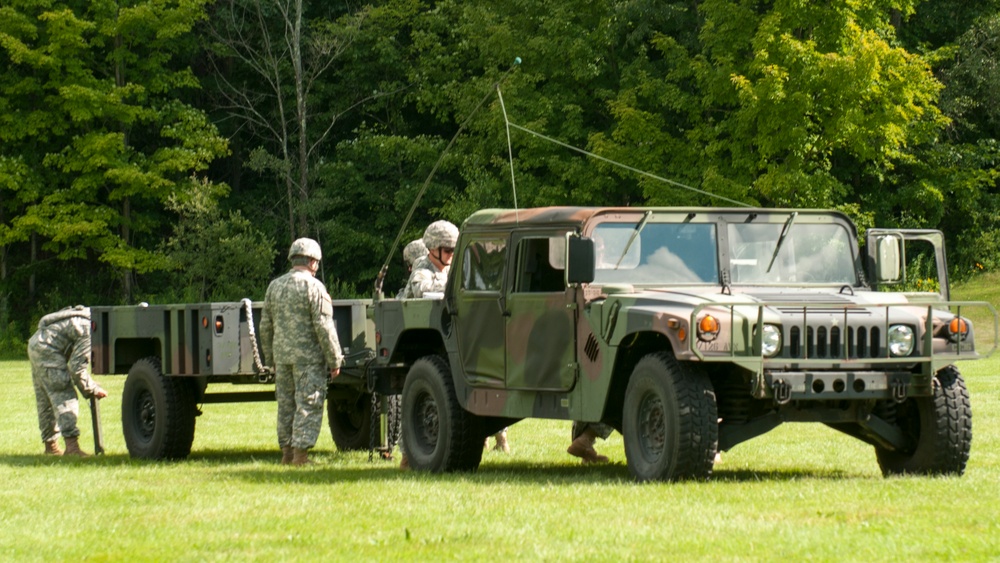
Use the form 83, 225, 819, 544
327, 393, 402, 451
622, 352, 718, 482
400, 355, 482, 472
876, 365, 972, 476
122, 357, 197, 460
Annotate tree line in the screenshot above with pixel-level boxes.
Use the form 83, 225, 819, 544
1, 0, 999, 355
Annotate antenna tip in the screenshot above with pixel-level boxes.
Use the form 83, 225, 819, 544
514, 56, 522, 65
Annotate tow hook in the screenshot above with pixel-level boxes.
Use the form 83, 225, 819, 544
772, 379, 792, 405
891, 378, 908, 403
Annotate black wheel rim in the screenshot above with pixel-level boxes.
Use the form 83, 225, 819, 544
414, 390, 440, 453
135, 389, 156, 442
638, 392, 666, 460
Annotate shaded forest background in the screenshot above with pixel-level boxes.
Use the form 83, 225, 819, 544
2, 0, 1000, 355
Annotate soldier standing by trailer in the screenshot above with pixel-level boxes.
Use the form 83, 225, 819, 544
260, 238, 345, 466
29, 305, 108, 456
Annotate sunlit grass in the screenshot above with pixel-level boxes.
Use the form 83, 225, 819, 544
0, 277, 998, 560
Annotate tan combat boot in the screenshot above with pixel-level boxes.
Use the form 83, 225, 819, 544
291, 447, 313, 466
281, 446, 294, 465
44, 439, 63, 456
566, 430, 608, 464
495, 429, 510, 454
63, 436, 90, 457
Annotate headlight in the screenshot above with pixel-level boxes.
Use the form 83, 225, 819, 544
888, 325, 914, 357
760, 324, 781, 357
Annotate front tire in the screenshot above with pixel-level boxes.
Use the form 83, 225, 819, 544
121, 357, 197, 460
400, 355, 482, 472
622, 352, 718, 482
876, 365, 972, 476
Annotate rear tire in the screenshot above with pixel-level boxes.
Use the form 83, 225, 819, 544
121, 357, 197, 460
400, 355, 482, 472
876, 365, 972, 476
622, 352, 718, 482
327, 392, 401, 451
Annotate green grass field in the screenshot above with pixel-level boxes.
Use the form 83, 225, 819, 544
3, 275, 1000, 560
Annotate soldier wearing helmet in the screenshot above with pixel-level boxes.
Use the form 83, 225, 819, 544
396, 239, 428, 298
260, 237, 344, 466
402, 220, 459, 299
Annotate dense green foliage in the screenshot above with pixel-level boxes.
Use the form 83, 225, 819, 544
2, 0, 999, 351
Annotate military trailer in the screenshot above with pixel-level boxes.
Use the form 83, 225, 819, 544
89, 299, 394, 459
369, 207, 997, 481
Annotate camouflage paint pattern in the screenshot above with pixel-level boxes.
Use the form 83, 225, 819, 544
275, 364, 328, 449
373, 206, 997, 432
261, 268, 344, 450
402, 255, 448, 298
260, 269, 344, 370
28, 306, 101, 442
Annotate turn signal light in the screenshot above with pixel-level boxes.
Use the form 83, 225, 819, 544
697, 315, 720, 342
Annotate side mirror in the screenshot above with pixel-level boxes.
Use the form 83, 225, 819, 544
567, 235, 595, 285
875, 235, 902, 283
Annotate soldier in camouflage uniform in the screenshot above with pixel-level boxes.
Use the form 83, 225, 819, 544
402, 220, 458, 298
29, 305, 108, 456
260, 238, 345, 466
396, 239, 428, 298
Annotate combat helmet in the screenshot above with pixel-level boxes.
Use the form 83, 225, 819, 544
287, 238, 322, 261
403, 239, 428, 268
422, 220, 459, 250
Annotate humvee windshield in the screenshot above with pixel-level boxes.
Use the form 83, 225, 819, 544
728, 222, 856, 284
593, 222, 720, 284
591, 217, 857, 286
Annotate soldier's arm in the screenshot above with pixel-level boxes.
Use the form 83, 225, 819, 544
68, 320, 102, 398
311, 287, 344, 369
406, 269, 431, 298
259, 291, 275, 367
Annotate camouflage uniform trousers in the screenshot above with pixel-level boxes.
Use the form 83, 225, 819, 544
572, 421, 613, 441
275, 364, 329, 450
29, 362, 83, 442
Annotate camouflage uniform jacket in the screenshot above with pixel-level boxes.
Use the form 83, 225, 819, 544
403, 255, 449, 298
27, 305, 100, 397
260, 269, 344, 369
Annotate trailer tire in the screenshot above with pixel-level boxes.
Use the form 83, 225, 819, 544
400, 355, 482, 472
876, 365, 972, 476
622, 352, 718, 482
122, 357, 197, 460
327, 392, 402, 451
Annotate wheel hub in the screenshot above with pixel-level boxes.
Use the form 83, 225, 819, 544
415, 392, 440, 448
638, 394, 666, 457
137, 390, 156, 440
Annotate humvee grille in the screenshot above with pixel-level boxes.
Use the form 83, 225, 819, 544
787, 325, 882, 359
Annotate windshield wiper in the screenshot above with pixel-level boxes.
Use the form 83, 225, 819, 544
766, 212, 797, 274
615, 210, 653, 269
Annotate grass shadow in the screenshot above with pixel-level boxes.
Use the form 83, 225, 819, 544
0, 450, 875, 483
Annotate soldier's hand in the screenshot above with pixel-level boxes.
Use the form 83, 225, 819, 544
329, 368, 341, 381
93, 387, 109, 400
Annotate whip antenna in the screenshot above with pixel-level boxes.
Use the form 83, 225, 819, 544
374, 57, 522, 298
496, 85, 519, 224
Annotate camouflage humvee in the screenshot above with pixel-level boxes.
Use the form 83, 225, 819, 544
370, 207, 997, 481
